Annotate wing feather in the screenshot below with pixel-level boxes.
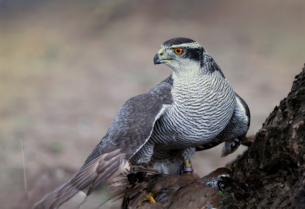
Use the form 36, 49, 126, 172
33, 82, 172, 209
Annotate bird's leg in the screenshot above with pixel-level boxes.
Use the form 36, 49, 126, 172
183, 159, 193, 174
138, 192, 156, 207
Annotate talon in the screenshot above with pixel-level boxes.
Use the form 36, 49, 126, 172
138, 192, 156, 207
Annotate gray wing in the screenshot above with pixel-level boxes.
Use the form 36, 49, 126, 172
195, 93, 250, 157
33, 82, 173, 209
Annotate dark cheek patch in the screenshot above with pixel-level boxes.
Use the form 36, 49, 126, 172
182, 48, 202, 62
202, 55, 226, 78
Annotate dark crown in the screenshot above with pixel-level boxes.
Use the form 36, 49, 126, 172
162, 37, 196, 47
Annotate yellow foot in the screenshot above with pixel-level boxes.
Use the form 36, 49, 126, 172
184, 159, 193, 174
138, 192, 156, 207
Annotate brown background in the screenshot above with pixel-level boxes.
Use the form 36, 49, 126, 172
0, 0, 304, 208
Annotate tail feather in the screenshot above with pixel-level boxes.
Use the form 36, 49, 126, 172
87, 159, 121, 195
129, 192, 147, 208
107, 166, 161, 209
33, 150, 125, 209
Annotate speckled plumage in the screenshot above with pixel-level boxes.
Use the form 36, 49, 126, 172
33, 38, 250, 209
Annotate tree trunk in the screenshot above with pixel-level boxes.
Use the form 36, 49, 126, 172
222, 64, 305, 208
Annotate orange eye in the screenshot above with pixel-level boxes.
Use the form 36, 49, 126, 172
174, 48, 183, 55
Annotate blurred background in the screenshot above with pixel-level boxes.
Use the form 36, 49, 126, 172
0, 0, 304, 208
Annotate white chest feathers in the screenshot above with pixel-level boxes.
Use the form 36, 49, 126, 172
163, 70, 236, 142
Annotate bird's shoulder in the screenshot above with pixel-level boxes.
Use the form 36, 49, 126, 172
118, 79, 173, 117
148, 78, 173, 102
86, 79, 174, 162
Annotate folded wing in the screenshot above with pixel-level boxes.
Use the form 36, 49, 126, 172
33, 82, 173, 209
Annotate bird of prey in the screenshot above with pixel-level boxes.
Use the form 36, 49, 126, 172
34, 37, 250, 209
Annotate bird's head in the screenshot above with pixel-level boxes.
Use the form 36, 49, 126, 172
154, 37, 206, 73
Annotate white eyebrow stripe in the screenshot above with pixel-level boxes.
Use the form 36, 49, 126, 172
164, 42, 201, 49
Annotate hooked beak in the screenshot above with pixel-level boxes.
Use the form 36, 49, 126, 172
154, 52, 173, 65
154, 53, 162, 65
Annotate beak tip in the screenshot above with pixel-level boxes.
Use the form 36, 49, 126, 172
154, 53, 161, 65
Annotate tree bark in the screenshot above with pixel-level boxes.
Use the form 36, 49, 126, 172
222, 64, 305, 208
